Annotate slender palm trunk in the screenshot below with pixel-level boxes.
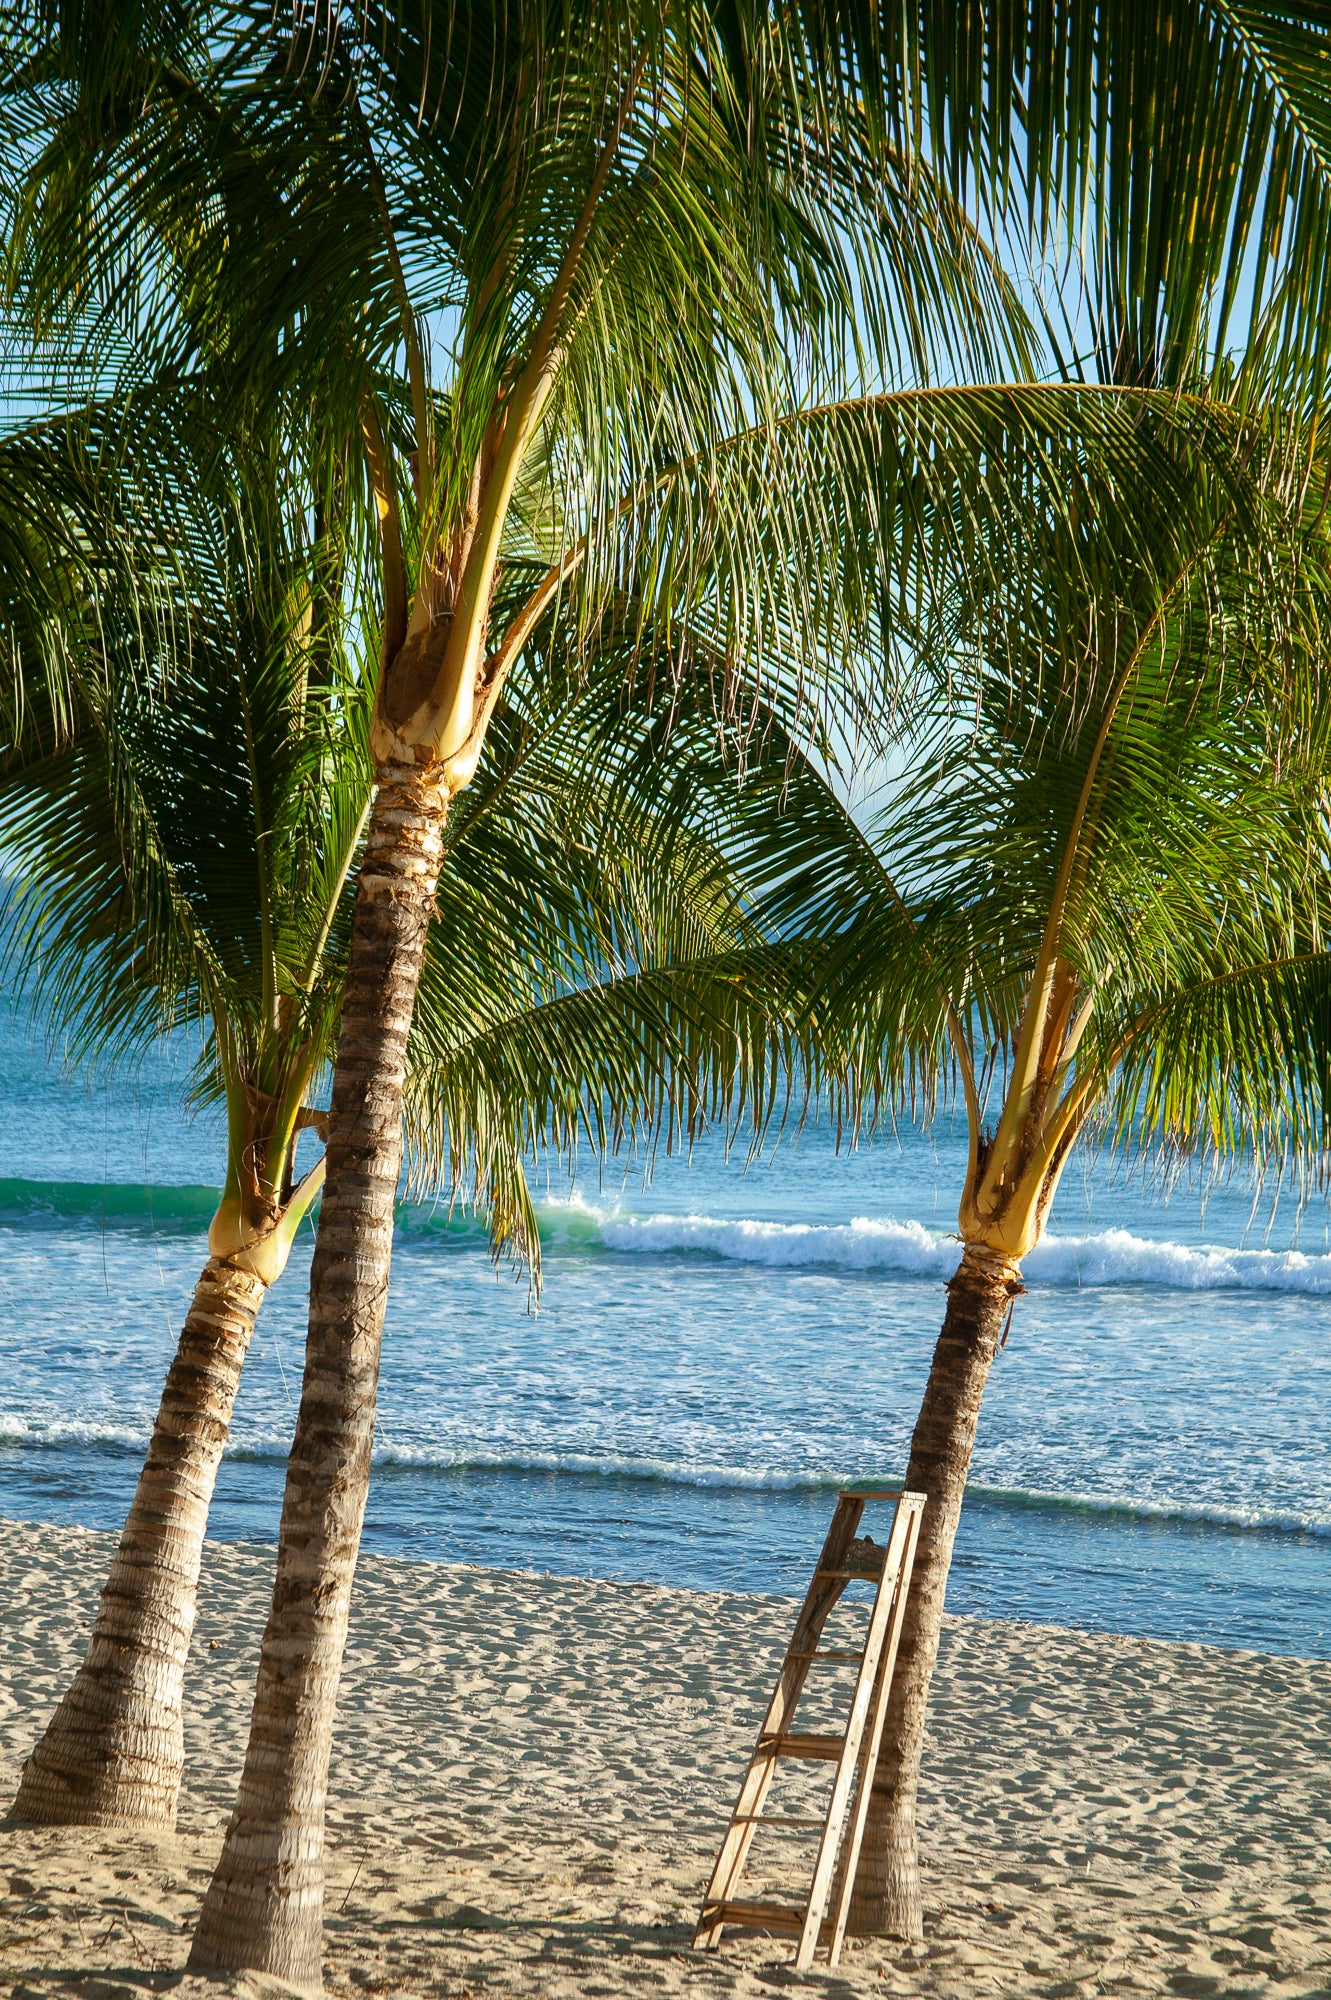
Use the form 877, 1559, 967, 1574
11, 1254, 267, 1827
847, 1241, 1020, 1941
188, 762, 446, 1991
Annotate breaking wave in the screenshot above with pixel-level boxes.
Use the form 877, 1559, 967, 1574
5, 1176, 1331, 1297
0, 1178, 220, 1229
533, 1198, 1331, 1295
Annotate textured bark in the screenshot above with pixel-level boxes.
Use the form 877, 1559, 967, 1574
847, 1242, 1019, 1941
188, 762, 446, 1992
12, 1255, 266, 1827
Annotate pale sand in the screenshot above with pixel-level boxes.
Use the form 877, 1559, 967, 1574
1, 1518, 1328, 1998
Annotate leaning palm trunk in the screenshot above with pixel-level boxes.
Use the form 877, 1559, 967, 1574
12, 1253, 267, 1826
187, 763, 445, 1986
847, 1242, 1021, 1941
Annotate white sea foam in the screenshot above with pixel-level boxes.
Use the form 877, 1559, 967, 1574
593, 1207, 950, 1274
4, 1414, 1325, 1537
536, 1198, 1331, 1295
1026, 1228, 1331, 1293
0, 1412, 151, 1451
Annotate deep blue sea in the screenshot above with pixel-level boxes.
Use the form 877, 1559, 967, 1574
0, 994, 1327, 1658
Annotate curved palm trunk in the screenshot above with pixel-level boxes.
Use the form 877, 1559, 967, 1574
847, 1242, 1020, 1941
11, 1254, 267, 1827
188, 763, 446, 1991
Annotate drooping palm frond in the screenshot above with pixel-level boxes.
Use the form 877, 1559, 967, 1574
540, 373, 1305, 790
400, 370, 1331, 1272
0, 387, 844, 1287
0, 380, 379, 1277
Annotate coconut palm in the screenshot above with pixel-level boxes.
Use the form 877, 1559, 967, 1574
0, 409, 362, 1827
0, 399, 822, 1831
700, 412, 1331, 1945
825, 1, 1331, 1931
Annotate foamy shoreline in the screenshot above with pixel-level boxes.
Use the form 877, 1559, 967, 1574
1, 1517, 1329, 1996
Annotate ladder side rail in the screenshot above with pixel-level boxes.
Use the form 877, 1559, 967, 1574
793, 1496, 920, 1971
825, 1497, 926, 1966
694, 1495, 864, 1947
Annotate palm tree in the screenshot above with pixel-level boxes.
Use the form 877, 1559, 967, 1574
0, 411, 361, 1828
707, 412, 1331, 1944
0, 404, 816, 1830
821, 2, 1331, 1935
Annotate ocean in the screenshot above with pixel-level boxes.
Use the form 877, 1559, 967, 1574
0, 994, 1327, 1658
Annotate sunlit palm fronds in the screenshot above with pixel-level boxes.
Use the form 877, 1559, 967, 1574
871, 2, 1331, 399
698, 403, 1331, 1238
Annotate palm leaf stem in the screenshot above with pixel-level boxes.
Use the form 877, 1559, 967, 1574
974, 524, 1234, 1218
426, 51, 652, 764
361, 394, 408, 669
355, 101, 433, 514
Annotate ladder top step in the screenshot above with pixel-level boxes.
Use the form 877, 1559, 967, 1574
838, 1487, 925, 1506
824, 1534, 891, 1580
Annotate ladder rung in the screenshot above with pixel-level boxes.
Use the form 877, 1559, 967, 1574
788, 1648, 863, 1661
733, 1813, 826, 1829
705, 1898, 807, 1937
761, 1732, 844, 1761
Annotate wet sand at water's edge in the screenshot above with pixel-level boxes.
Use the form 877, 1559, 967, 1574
1, 1518, 1328, 1997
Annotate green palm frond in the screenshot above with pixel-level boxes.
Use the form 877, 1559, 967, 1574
402, 613, 832, 1283
879, 3, 1331, 398
727, 408, 1331, 1222
0, 392, 374, 1101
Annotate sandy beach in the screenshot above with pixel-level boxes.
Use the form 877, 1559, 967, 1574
0, 1517, 1328, 1998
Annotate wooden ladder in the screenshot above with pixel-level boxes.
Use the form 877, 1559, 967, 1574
694, 1487, 926, 1972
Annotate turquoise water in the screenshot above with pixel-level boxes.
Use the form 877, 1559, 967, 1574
0, 996, 1327, 1656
